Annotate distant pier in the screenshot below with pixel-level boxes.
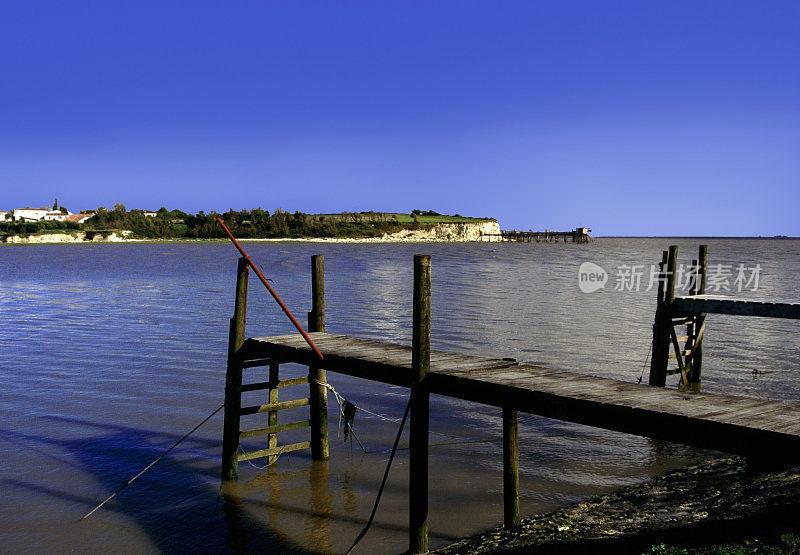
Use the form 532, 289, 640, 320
482, 227, 591, 243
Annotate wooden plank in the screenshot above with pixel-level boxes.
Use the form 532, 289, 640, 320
278, 376, 309, 388
672, 295, 800, 319
237, 441, 311, 462
241, 358, 271, 368
244, 333, 800, 458
240, 397, 309, 415
239, 420, 310, 438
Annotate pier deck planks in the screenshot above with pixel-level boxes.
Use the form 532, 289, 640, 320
672, 295, 800, 319
242, 333, 800, 459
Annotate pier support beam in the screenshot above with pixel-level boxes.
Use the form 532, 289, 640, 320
686, 245, 707, 391
410, 254, 431, 554
503, 406, 520, 527
649, 246, 677, 387
222, 257, 249, 480
309, 254, 329, 460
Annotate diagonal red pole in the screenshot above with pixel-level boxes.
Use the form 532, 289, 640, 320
215, 216, 323, 361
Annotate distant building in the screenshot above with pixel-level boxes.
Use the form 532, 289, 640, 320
44, 211, 70, 221
130, 209, 158, 217
65, 213, 93, 224
11, 207, 51, 222
0, 211, 8, 220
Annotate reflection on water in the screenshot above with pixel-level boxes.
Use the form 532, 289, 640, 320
1, 239, 798, 552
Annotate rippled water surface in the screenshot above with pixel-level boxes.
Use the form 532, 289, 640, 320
1, 239, 798, 552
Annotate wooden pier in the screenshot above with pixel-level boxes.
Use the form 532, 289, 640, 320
482, 227, 591, 243
221, 249, 799, 553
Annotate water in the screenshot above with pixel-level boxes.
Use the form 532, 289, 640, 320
1, 238, 798, 553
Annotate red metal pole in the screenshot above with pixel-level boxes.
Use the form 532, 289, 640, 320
215, 216, 324, 361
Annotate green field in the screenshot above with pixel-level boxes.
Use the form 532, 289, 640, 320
318, 212, 495, 224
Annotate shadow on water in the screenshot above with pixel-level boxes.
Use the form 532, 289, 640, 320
0, 416, 311, 553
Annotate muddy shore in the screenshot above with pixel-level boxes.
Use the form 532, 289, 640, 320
436, 457, 800, 554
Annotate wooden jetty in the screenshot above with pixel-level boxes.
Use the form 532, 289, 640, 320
482, 227, 591, 243
221, 249, 799, 554
649, 244, 800, 390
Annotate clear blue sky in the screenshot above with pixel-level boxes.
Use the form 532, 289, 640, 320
2, 1, 798, 235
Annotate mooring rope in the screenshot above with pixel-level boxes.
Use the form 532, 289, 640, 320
344, 392, 413, 555
80, 403, 224, 521
314, 379, 466, 443
638, 339, 654, 384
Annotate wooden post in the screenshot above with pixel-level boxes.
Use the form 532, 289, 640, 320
267, 362, 280, 465
222, 257, 249, 480
649, 246, 677, 386
308, 254, 329, 460
503, 406, 520, 527
410, 254, 431, 554
686, 244, 707, 391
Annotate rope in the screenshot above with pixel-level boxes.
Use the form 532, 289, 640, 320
638, 339, 653, 384
344, 392, 412, 555
316, 380, 367, 453
314, 380, 464, 443
81, 403, 224, 521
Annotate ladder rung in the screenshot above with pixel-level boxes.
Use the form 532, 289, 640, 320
666, 368, 684, 376
240, 398, 309, 415
237, 441, 311, 462
239, 420, 310, 438
240, 376, 309, 393
241, 381, 270, 392
671, 317, 693, 325
278, 376, 309, 387
242, 358, 271, 368
669, 349, 692, 359
676, 335, 689, 342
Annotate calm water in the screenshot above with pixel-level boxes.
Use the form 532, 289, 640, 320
1, 238, 798, 553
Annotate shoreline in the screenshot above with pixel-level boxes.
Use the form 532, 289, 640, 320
435, 456, 800, 554
1, 220, 504, 245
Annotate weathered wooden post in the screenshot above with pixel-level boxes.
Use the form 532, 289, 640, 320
267, 361, 280, 465
222, 257, 249, 480
410, 254, 431, 554
502, 406, 520, 527
686, 244, 707, 391
308, 254, 329, 460
649, 246, 677, 386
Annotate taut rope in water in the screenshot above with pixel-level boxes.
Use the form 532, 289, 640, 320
80, 403, 224, 521
345, 393, 412, 555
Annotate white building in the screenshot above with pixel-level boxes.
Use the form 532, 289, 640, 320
44, 211, 70, 221
11, 207, 51, 222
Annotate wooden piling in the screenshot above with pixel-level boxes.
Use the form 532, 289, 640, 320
410, 254, 431, 554
267, 362, 280, 465
503, 406, 520, 527
222, 257, 249, 480
649, 246, 677, 386
686, 244, 707, 391
308, 254, 329, 460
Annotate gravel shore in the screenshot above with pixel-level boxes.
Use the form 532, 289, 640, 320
435, 456, 800, 554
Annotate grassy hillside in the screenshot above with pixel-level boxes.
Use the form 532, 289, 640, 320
1, 209, 495, 240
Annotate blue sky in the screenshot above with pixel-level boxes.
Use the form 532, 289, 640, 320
1, 1, 798, 235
